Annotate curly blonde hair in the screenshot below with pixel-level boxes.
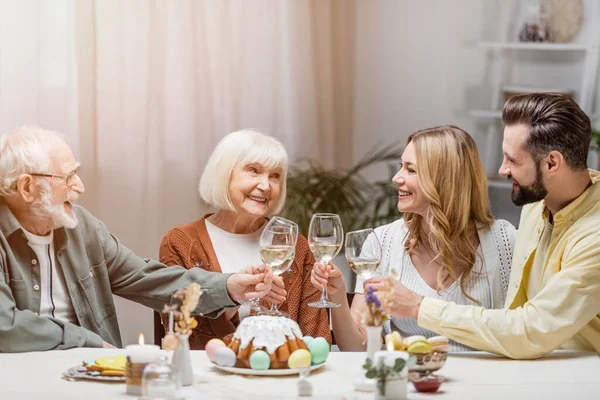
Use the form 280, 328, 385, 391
403, 125, 493, 304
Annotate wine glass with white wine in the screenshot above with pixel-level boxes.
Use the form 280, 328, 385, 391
307, 213, 344, 308
259, 223, 295, 316
345, 229, 382, 282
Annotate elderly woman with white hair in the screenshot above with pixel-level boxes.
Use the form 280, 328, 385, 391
159, 129, 331, 349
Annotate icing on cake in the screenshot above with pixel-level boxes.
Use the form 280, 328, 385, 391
232, 316, 303, 354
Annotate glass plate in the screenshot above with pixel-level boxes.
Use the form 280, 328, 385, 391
62, 366, 125, 382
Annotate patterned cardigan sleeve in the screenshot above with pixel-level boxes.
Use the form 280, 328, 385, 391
294, 236, 332, 344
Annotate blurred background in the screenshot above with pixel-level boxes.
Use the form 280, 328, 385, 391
1, 0, 599, 345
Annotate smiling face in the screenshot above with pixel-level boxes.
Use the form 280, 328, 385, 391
392, 141, 428, 214
31, 140, 85, 230
499, 123, 548, 206
228, 162, 282, 219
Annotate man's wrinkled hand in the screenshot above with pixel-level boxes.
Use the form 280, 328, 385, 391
227, 264, 274, 302
365, 278, 423, 319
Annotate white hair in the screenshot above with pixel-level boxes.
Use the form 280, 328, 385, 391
0, 126, 66, 196
199, 129, 289, 215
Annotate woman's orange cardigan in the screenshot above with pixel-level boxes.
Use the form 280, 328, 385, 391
158, 214, 331, 349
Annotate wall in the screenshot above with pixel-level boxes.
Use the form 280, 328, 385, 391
351, 0, 599, 228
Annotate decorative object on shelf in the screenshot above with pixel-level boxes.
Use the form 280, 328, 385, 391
549, 0, 583, 43
363, 351, 415, 400
282, 143, 403, 236
518, 0, 551, 42
163, 283, 202, 386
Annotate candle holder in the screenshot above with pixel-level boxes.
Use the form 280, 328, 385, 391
125, 358, 150, 396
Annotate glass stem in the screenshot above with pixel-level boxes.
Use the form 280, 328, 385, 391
321, 286, 329, 301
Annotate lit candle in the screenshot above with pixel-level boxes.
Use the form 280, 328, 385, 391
126, 333, 161, 363
125, 334, 161, 396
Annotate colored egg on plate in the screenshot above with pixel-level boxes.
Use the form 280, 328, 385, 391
308, 337, 330, 365
213, 347, 236, 367
302, 336, 314, 347
205, 338, 226, 363
288, 349, 312, 369
250, 350, 271, 370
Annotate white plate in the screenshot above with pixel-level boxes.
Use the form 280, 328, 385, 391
211, 362, 326, 376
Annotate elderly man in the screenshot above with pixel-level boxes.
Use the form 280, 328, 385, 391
370, 93, 600, 359
0, 126, 280, 352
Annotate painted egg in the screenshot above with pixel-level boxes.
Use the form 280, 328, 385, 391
288, 349, 312, 369
308, 337, 330, 365
214, 347, 236, 367
205, 338, 226, 363
302, 336, 314, 347
249, 350, 271, 370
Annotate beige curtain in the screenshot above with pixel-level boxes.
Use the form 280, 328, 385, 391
73, 0, 355, 344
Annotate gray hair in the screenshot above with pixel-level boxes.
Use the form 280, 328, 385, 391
199, 129, 289, 215
0, 125, 65, 196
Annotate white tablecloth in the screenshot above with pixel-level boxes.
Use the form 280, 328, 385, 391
0, 349, 598, 399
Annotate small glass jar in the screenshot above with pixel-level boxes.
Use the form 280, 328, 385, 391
141, 356, 180, 399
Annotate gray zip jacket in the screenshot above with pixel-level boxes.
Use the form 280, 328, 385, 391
0, 199, 236, 352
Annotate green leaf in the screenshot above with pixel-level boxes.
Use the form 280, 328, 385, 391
362, 359, 372, 370
365, 369, 377, 379
393, 358, 406, 372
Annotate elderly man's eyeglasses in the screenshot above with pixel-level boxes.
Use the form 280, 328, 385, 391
30, 169, 79, 186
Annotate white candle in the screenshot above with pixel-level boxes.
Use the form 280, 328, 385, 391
126, 333, 161, 364
373, 350, 410, 377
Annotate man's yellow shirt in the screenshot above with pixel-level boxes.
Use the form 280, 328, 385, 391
418, 170, 600, 359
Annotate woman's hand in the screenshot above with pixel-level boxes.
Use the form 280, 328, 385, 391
310, 262, 346, 295
263, 275, 287, 305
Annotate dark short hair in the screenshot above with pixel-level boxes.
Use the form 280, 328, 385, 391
502, 93, 591, 170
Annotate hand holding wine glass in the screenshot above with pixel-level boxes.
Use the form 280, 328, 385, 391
258, 217, 297, 316
308, 213, 344, 308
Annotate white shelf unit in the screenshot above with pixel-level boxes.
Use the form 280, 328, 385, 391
472, 1, 600, 179
478, 42, 591, 51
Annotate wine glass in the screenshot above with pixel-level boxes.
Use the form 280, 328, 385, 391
345, 229, 382, 281
265, 217, 299, 274
307, 213, 344, 308
259, 223, 295, 316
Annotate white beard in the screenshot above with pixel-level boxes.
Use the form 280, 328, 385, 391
32, 182, 79, 229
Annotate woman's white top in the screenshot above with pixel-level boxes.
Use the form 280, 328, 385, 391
355, 218, 517, 352
205, 220, 265, 320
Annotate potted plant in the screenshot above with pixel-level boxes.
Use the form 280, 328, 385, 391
282, 143, 403, 236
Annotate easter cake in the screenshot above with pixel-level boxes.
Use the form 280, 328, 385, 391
206, 316, 330, 371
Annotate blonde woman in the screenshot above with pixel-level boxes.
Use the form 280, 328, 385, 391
311, 125, 516, 352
